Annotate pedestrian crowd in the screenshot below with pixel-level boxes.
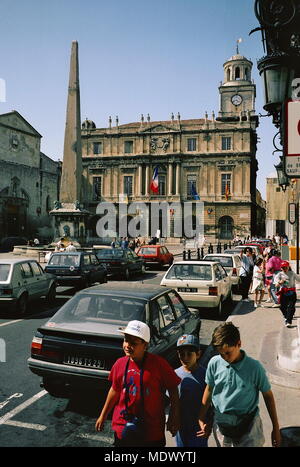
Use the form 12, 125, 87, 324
93, 233, 299, 448
95, 319, 282, 448
238, 235, 300, 328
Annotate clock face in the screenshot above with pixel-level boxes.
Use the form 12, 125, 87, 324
231, 94, 243, 106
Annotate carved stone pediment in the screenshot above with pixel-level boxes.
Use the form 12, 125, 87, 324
139, 124, 175, 134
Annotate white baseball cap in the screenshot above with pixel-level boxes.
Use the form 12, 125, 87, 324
119, 320, 150, 343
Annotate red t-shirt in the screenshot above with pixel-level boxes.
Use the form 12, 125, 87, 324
109, 353, 181, 442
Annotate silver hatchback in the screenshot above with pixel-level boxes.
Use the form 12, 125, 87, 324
0, 259, 57, 314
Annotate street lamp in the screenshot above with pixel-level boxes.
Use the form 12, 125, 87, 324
274, 156, 290, 192
257, 55, 296, 126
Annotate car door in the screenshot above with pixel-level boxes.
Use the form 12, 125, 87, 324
151, 293, 179, 365
20, 262, 38, 298
159, 246, 167, 264
217, 264, 231, 298
168, 290, 201, 342
82, 254, 92, 280
89, 253, 102, 282
29, 261, 49, 296
127, 249, 139, 273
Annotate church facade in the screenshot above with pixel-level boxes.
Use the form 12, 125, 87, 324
0, 111, 60, 242
80, 52, 265, 242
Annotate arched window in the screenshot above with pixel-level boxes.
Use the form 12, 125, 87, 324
218, 216, 233, 240
227, 68, 231, 81
235, 67, 240, 80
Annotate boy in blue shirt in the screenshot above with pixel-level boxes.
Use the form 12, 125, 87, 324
175, 334, 212, 447
197, 322, 281, 447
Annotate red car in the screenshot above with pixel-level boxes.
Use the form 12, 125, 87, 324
136, 245, 174, 269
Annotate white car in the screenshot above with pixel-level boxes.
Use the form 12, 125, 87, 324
224, 245, 261, 258
160, 260, 232, 315
0, 259, 57, 314
203, 253, 241, 292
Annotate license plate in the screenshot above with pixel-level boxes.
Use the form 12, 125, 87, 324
178, 287, 198, 293
64, 355, 106, 369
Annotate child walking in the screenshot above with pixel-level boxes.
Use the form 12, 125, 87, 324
197, 322, 281, 447
274, 260, 300, 327
175, 334, 212, 447
250, 257, 265, 307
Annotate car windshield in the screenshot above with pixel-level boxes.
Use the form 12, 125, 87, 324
48, 255, 80, 267
139, 248, 157, 255
45, 293, 146, 332
206, 256, 233, 267
0, 264, 11, 281
96, 249, 125, 259
166, 264, 212, 280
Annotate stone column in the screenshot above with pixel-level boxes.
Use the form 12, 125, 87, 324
168, 163, 173, 196
175, 164, 180, 195
145, 166, 149, 196
138, 165, 142, 197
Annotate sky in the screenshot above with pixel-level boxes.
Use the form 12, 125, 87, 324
0, 0, 278, 198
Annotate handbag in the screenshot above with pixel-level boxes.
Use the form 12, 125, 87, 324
218, 410, 257, 439
120, 355, 146, 444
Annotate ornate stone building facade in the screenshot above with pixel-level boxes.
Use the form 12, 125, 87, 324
0, 111, 60, 241
81, 52, 265, 242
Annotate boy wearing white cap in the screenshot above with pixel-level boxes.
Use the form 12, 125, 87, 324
95, 320, 180, 447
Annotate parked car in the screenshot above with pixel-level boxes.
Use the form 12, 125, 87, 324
160, 260, 232, 315
203, 253, 241, 293
44, 251, 107, 289
224, 245, 261, 258
27, 283, 201, 396
244, 242, 264, 254
95, 248, 145, 279
136, 245, 174, 269
0, 259, 57, 314
0, 237, 27, 252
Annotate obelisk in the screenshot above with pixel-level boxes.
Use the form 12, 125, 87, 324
50, 41, 89, 246
60, 40, 83, 203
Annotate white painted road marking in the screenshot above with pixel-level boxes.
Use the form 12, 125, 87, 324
0, 390, 47, 426
0, 393, 23, 410
77, 433, 113, 444
4, 420, 47, 431
0, 319, 23, 327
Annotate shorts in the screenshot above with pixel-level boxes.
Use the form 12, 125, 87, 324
213, 413, 265, 447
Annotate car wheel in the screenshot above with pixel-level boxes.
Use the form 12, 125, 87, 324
81, 276, 92, 289
124, 268, 130, 280
42, 378, 69, 398
214, 299, 223, 317
227, 288, 233, 304
16, 293, 28, 315
46, 284, 56, 305
101, 274, 108, 284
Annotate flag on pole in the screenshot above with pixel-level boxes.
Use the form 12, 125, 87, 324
191, 184, 200, 200
150, 167, 159, 194
225, 182, 230, 201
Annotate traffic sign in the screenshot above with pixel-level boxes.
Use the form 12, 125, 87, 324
285, 100, 300, 177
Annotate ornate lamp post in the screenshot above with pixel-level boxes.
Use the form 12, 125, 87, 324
252, 0, 300, 189
274, 156, 290, 192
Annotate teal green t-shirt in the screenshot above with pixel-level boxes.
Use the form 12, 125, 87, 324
205, 350, 271, 423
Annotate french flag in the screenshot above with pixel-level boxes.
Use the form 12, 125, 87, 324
150, 167, 159, 194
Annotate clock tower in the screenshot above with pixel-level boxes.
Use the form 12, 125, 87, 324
218, 50, 256, 119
